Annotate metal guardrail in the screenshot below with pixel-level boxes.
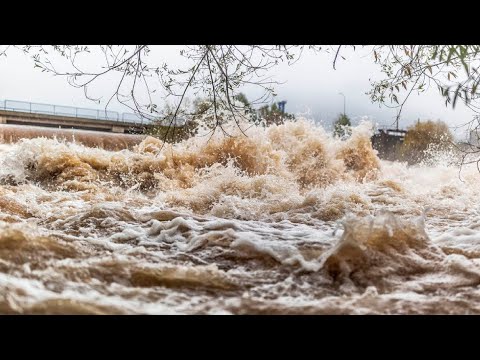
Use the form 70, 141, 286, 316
375, 124, 404, 130
374, 124, 407, 133
0, 99, 151, 125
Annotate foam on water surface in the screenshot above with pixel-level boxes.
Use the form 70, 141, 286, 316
0, 119, 479, 314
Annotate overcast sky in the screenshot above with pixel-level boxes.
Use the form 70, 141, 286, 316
0, 45, 475, 138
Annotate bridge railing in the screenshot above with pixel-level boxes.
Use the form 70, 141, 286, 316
122, 112, 148, 124
0, 99, 154, 126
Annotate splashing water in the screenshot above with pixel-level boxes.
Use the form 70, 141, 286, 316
0, 118, 480, 314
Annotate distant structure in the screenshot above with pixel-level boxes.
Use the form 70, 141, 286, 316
277, 101, 287, 113
0, 98, 192, 134
370, 111, 408, 160
0, 98, 153, 134
371, 126, 407, 161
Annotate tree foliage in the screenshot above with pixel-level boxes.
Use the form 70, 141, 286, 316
367, 45, 480, 119
4, 44, 480, 151
4, 45, 480, 119
0, 45, 324, 143
333, 113, 352, 138
257, 103, 295, 126
400, 120, 454, 164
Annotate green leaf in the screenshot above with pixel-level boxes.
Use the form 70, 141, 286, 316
446, 47, 456, 64
452, 84, 461, 108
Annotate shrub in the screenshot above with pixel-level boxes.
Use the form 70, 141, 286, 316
400, 120, 454, 164
333, 114, 352, 139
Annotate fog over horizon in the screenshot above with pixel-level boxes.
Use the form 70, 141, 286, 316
0, 45, 475, 138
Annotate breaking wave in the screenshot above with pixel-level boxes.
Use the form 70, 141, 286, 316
1, 118, 480, 314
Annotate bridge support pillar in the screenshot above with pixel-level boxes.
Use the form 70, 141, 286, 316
0, 116, 6, 124
112, 126, 124, 133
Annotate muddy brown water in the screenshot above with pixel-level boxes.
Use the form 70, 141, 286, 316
0, 120, 479, 314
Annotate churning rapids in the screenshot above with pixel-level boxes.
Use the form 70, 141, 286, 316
1, 119, 480, 314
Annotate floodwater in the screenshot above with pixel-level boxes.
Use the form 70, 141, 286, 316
0, 124, 145, 151
1, 120, 480, 314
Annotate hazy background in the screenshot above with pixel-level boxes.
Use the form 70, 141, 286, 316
0, 45, 475, 138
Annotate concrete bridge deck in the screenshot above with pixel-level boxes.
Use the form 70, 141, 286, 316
0, 109, 152, 134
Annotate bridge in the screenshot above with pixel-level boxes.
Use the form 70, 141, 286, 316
0, 99, 156, 134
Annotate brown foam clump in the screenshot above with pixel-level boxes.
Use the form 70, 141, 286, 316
1, 119, 381, 219
0, 223, 79, 268
319, 212, 444, 290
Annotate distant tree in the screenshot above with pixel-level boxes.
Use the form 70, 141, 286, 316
7, 45, 480, 163
1, 45, 319, 143
233, 93, 261, 125
5, 45, 480, 133
258, 105, 269, 116
333, 114, 352, 138
400, 120, 454, 163
257, 102, 295, 126
147, 99, 197, 143
234, 93, 250, 107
